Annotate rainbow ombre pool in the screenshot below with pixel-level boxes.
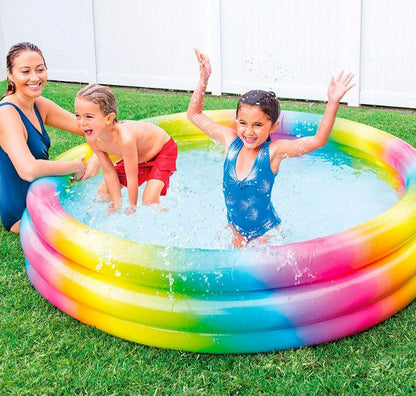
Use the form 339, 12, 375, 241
20, 110, 416, 353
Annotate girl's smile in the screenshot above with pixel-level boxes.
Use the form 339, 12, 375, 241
236, 104, 276, 150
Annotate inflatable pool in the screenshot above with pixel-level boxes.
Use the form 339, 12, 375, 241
20, 110, 416, 353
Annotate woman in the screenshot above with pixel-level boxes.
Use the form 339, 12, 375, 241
0, 42, 98, 233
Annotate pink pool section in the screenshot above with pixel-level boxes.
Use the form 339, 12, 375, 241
20, 110, 416, 353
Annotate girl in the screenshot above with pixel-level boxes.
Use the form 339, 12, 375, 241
0, 42, 98, 233
187, 49, 355, 247
75, 84, 177, 213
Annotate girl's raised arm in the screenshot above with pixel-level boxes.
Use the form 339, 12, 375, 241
187, 49, 235, 147
272, 71, 355, 160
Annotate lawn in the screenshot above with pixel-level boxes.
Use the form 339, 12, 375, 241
1, 80, 415, 395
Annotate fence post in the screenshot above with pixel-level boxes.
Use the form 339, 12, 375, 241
206, 0, 222, 95
85, 0, 97, 84
347, 0, 362, 107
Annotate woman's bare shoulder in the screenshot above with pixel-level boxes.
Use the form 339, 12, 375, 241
0, 101, 22, 126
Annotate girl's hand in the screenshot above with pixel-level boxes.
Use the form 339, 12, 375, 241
194, 48, 211, 83
327, 71, 355, 104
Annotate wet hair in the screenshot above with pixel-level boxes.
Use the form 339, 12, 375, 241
76, 83, 118, 122
2, 42, 47, 99
237, 90, 281, 124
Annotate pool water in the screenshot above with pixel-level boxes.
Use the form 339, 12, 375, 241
62, 142, 399, 249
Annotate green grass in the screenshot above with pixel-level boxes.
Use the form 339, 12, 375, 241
1, 80, 416, 395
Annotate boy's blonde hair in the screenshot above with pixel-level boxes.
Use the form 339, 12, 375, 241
76, 84, 118, 121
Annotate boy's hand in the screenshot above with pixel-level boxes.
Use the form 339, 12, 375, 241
125, 205, 136, 215
328, 71, 355, 104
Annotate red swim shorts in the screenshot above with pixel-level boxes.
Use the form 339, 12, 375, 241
114, 138, 177, 196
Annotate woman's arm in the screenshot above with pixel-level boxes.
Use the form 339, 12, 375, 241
36, 96, 83, 135
0, 106, 85, 181
36, 96, 102, 179
187, 49, 236, 147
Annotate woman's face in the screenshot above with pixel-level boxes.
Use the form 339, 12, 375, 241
8, 50, 47, 99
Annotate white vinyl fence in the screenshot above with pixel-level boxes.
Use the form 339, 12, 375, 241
0, 0, 415, 108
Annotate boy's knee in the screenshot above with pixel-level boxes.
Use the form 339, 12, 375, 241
97, 182, 108, 196
142, 196, 160, 205
142, 189, 160, 205
142, 179, 165, 205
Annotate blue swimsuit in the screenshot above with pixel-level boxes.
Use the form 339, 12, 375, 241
0, 102, 50, 230
223, 137, 281, 239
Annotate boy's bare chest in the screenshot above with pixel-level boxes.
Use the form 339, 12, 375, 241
94, 136, 155, 163
95, 138, 122, 156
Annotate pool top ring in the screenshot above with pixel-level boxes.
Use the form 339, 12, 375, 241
21, 110, 416, 353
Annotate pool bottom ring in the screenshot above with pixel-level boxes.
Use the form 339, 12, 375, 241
21, 110, 416, 353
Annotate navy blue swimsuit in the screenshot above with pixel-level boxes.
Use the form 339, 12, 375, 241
0, 102, 50, 230
223, 137, 281, 239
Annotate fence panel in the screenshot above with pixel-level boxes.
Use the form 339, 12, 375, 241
92, 0, 210, 91
360, 0, 416, 108
219, 0, 361, 106
0, 0, 414, 108
0, 0, 93, 82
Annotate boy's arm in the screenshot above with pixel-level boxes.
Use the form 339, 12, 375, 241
187, 49, 236, 147
90, 143, 122, 208
120, 139, 139, 211
271, 71, 355, 160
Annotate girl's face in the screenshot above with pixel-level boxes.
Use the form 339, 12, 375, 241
236, 104, 277, 150
74, 97, 114, 141
8, 51, 47, 99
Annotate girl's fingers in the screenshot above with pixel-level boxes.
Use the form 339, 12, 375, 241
345, 82, 356, 91
194, 48, 209, 64
343, 73, 354, 85
336, 70, 344, 81
194, 48, 203, 63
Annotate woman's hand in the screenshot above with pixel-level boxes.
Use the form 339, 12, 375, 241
71, 155, 87, 180
80, 153, 101, 181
